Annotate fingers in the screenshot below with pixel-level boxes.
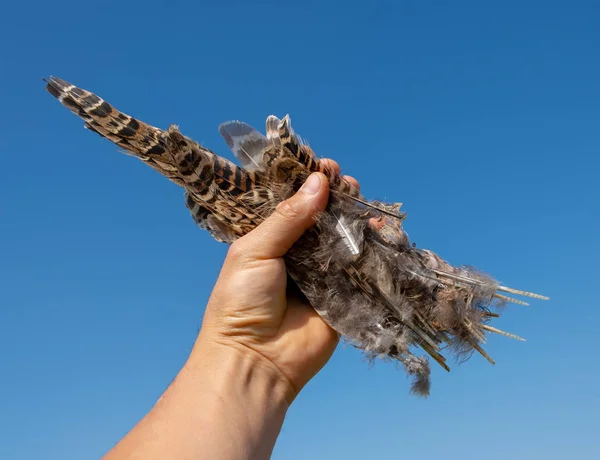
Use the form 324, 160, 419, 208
321, 158, 360, 191
234, 173, 330, 260
369, 216, 385, 230
343, 175, 359, 190
320, 159, 340, 175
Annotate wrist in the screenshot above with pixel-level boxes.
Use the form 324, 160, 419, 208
186, 334, 292, 409
172, 334, 290, 458
104, 335, 290, 460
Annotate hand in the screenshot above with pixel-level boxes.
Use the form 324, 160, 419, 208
103, 161, 361, 460
194, 160, 360, 404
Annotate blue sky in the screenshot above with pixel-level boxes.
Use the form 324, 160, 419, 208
1, 1, 599, 458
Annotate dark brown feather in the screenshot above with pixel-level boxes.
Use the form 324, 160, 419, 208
44, 76, 549, 397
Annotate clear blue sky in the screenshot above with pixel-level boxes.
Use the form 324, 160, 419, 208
1, 1, 598, 458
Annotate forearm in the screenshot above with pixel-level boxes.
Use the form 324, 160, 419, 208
103, 337, 290, 460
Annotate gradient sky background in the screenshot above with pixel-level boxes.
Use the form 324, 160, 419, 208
1, 1, 599, 459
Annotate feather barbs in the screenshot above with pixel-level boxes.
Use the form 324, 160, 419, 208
44, 76, 549, 397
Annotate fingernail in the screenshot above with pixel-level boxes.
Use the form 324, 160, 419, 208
300, 173, 321, 195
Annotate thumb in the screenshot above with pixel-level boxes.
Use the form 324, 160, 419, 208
236, 172, 329, 260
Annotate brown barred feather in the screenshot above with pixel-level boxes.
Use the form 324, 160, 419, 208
44, 76, 548, 397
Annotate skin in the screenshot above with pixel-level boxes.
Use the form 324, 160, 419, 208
103, 161, 360, 460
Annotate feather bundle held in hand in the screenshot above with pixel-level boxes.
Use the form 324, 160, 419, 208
44, 77, 548, 397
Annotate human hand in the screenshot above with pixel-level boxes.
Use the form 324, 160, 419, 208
193, 160, 360, 404
103, 162, 360, 460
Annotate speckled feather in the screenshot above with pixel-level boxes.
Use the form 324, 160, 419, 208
45, 77, 548, 396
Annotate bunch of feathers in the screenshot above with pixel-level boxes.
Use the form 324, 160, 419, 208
45, 76, 548, 397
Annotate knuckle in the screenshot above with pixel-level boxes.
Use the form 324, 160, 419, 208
274, 199, 302, 220
227, 239, 247, 261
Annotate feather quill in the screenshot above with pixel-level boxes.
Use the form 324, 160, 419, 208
44, 76, 549, 397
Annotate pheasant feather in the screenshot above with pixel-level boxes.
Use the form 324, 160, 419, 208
44, 77, 548, 397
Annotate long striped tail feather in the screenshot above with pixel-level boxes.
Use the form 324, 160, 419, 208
45, 76, 549, 397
